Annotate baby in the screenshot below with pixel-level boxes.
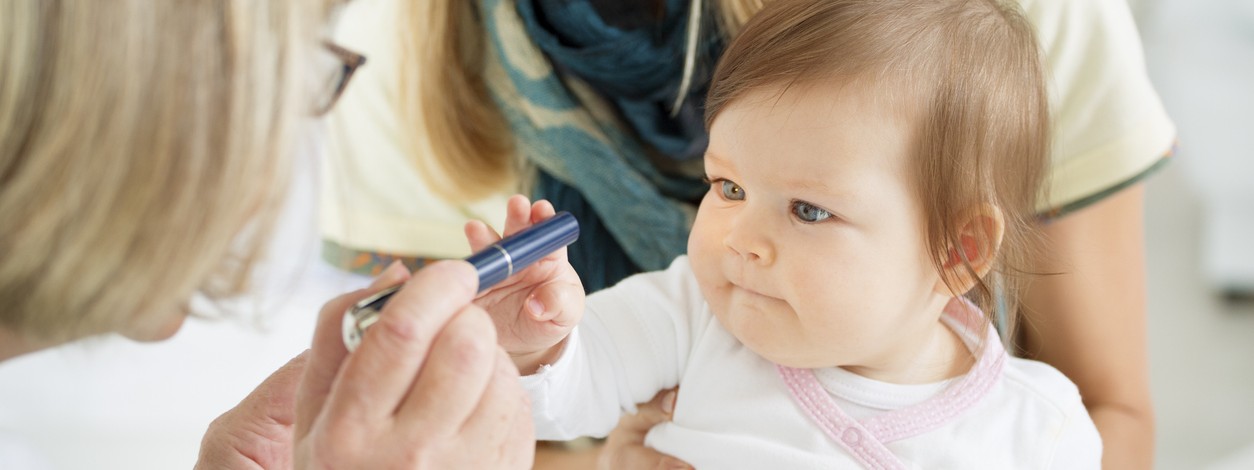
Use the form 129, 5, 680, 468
465, 0, 1101, 467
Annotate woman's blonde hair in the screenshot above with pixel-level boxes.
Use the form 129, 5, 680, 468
0, 1, 333, 342
398, 0, 771, 203
706, 0, 1050, 333
396, 0, 514, 203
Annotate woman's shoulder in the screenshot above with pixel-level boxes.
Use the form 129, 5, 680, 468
1014, 0, 1150, 78
1014, 0, 1176, 213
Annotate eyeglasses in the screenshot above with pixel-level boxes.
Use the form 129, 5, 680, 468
312, 41, 366, 116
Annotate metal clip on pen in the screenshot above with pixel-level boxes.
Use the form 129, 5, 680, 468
342, 212, 580, 351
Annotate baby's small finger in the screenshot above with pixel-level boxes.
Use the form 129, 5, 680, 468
531, 199, 557, 223
503, 194, 533, 237
465, 220, 502, 252
368, 260, 411, 290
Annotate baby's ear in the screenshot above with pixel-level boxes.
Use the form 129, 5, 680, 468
934, 204, 1005, 297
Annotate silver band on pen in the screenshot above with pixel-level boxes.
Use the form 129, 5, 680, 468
490, 243, 513, 278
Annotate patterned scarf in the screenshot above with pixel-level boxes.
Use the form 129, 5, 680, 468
480, 0, 723, 290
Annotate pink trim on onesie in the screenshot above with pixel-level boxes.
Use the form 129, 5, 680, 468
777, 298, 1006, 469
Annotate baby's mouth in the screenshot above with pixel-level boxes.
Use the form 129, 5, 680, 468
731, 282, 773, 300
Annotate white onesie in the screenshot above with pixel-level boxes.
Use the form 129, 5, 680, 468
522, 257, 1101, 469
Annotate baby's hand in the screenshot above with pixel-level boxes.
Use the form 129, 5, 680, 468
465, 195, 585, 374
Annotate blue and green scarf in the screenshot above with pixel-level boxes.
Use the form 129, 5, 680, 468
481, 0, 723, 291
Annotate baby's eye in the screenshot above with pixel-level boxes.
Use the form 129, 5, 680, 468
719, 180, 746, 201
791, 200, 832, 223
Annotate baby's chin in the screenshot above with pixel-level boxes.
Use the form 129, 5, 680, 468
711, 311, 837, 369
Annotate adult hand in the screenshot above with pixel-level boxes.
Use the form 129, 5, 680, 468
293, 260, 535, 468
195, 352, 306, 469
598, 388, 691, 470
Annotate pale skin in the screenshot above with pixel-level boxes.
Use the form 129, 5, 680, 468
689, 83, 993, 380
483, 82, 1013, 466
534, 191, 1153, 470
477, 83, 993, 381
553, 119, 1156, 470
567, 166, 1156, 470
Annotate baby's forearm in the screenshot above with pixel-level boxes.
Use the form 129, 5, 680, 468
511, 337, 570, 375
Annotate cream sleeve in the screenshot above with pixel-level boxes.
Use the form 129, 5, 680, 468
1020, 0, 1176, 213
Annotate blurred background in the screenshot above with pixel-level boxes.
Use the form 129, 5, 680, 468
1, 0, 1252, 468
1134, 0, 1254, 467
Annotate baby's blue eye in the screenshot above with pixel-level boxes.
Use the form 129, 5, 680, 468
720, 180, 745, 201
791, 201, 832, 223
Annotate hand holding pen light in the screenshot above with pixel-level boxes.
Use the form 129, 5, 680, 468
344, 200, 582, 358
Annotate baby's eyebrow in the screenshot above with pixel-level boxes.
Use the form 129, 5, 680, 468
781, 177, 836, 194
703, 152, 729, 166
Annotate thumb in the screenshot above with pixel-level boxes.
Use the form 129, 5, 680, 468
598, 388, 690, 470
196, 353, 309, 469
628, 388, 677, 429
530, 280, 585, 325
241, 351, 310, 427
296, 262, 410, 438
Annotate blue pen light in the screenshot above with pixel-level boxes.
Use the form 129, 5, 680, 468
343, 212, 580, 350
465, 212, 580, 290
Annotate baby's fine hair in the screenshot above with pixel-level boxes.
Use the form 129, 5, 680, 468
706, 0, 1050, 334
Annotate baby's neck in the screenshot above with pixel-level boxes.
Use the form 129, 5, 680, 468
841, 319, 976, 385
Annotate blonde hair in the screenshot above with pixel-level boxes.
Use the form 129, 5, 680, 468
398, 0, 516, 203
706, 0, 1049, 332
714, 0, 767, 36
0, 1, 332, 342
398, 0, 772, 203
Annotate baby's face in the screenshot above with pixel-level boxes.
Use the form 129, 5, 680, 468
690, 82, 951, 373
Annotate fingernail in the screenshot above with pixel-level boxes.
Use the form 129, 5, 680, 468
527, 296, 546, 319
662, 390, 677, 414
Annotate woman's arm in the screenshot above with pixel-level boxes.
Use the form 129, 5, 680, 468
1019, 184, 1154, 469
